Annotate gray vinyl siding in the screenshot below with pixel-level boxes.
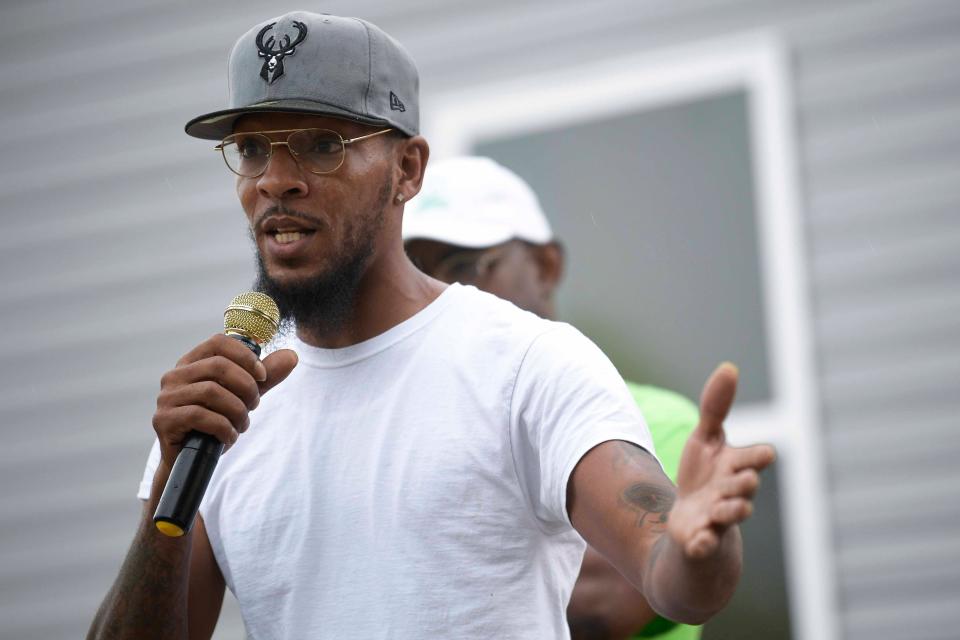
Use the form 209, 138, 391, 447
1, 1, 957, 638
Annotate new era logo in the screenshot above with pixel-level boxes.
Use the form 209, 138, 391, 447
389, 91, 406, 112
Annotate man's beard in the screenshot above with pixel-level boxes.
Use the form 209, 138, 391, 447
253, 182, 390, 339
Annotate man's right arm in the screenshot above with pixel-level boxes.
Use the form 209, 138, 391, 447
87, 462, 224, 639
87, 334, 298, 640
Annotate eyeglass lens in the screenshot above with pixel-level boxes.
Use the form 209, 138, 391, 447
221, 129, 345, 177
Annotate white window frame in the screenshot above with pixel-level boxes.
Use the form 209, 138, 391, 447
425, 32, 838, 640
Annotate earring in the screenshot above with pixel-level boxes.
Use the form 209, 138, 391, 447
395, 193, 405, 203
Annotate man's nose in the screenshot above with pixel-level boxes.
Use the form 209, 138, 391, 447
256, 145, 308, 200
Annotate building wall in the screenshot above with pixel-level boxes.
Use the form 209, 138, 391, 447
1, 1, 957, 638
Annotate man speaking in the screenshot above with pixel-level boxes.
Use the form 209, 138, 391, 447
88, 12, 774, 639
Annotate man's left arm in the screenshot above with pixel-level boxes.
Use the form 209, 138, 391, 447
567, 364, 775, 625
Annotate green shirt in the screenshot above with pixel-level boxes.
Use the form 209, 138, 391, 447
625, 382, 701, 640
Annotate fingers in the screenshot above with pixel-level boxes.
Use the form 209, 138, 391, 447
717, 469, 760, 499
729, 444, 777, 472
154, 335, 290, 467
679, 496, 753, 560
163, 356, 261, 410
695, 362, 739, 441
710, 497, 753, 526
176, 334, 267, 382
708, 448, 773, 528
158, 381, 253, 434
685, 530, 719, 560
259, 349, 298, 395
671, 433, 774, 561
154, 405, 240, 447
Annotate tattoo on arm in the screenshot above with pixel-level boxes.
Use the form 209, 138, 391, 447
620, 482, 674, 531
613, 442, 676, 532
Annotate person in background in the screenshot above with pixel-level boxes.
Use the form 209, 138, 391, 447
404, 156, 701, 640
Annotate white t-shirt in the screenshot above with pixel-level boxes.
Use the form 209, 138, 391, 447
139, 284, 656, 639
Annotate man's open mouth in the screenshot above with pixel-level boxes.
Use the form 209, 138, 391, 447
271, 229, 315, 244
260, 214, 320, 247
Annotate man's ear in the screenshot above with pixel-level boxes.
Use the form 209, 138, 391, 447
532, 241, 565, 292
393, 135, 430, 204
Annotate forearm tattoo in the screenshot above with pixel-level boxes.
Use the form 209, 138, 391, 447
620, 482, 674, 531
614, 442, 675, 532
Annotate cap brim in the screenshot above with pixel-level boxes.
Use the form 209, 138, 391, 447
185, 99, 395, 140
402, 218, 519, 249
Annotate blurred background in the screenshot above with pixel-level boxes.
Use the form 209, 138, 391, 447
1, 1, 958, 639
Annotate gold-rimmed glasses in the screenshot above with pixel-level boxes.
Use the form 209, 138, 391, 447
215, 128, 393, 177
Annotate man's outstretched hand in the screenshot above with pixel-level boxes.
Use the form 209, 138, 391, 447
668, 363, 776, 560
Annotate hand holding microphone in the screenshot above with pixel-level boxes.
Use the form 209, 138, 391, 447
152, 292, 298, 536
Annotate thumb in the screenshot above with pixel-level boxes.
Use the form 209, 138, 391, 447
258, 349, 298, 395
696, 362, 739, 441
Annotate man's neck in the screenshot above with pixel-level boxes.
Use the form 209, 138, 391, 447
295, 253, 445, 349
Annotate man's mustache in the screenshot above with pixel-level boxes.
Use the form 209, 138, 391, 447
253, 205, 328, 233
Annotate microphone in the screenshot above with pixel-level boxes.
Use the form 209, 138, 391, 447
153, 291, 280, 537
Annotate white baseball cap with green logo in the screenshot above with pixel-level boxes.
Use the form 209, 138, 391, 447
403, 156, 554, 249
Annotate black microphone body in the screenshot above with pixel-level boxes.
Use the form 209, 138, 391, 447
153, 334, 262, 537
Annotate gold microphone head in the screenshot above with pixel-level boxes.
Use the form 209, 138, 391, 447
223, 291, 280, 345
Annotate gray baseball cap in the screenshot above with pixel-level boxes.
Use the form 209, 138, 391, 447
185, 12, 419, 140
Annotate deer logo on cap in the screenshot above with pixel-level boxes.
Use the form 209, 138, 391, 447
255, 21, 308, 84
